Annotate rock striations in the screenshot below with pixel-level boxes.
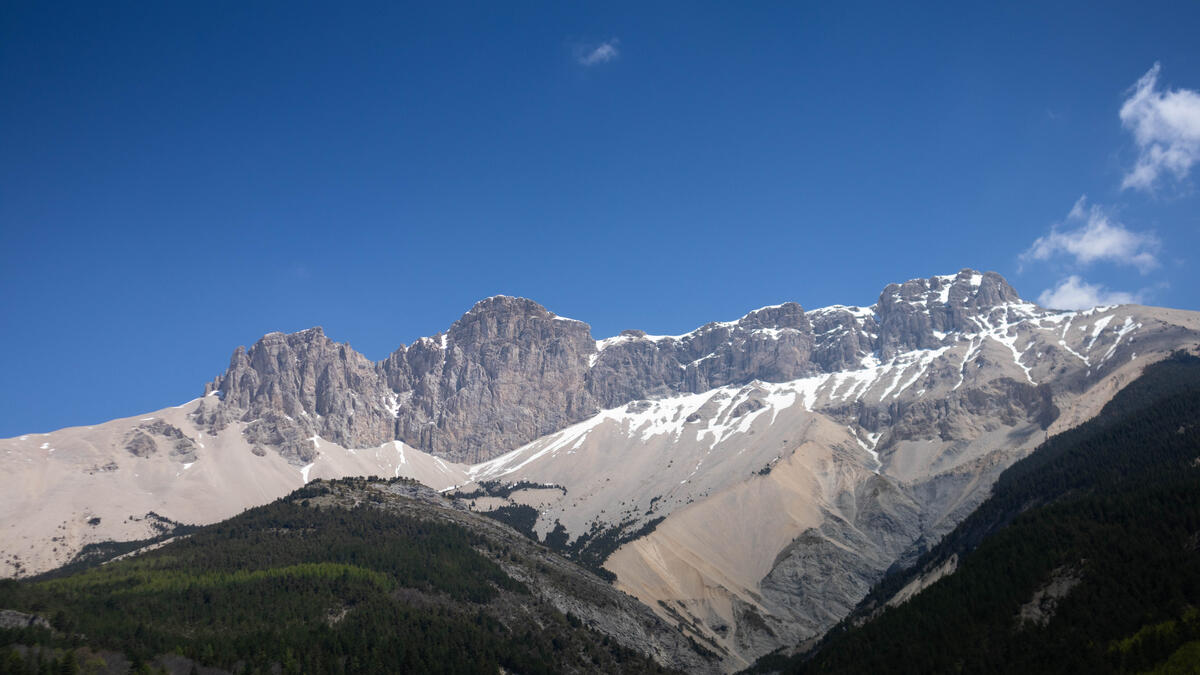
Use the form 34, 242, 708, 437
197, 296, 599, 464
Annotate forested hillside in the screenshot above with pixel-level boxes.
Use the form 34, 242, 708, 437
750, 352, 1200, 674
0, 478, 702, 674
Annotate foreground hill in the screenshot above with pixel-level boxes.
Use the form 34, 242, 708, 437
751, 352, 1200, 674
0, 477, 716, 674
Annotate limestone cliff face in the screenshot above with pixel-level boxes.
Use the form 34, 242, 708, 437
587, 301, 817, 407
875, 270, 1021, 358
195, 327, 394, 463
197, 294, 827, 463
189, 268, 1125, 465
196, 297, 604, 464
382, 296, 599, 463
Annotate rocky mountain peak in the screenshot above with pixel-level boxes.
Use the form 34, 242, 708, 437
875, 269, 1027, 358
449, 295, 591, 346
259, 325, 326, 341
879, 269, 1022, 308
461, 295, 552, 320
735, 302, 810, 331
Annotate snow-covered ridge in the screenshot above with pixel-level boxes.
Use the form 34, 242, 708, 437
887, 271, 987, 307
487, 304, 1149, 483
471, 341, 961, 483
591, 271, 1009, 355
411, 335, 445, 350
809, 304, 876, 318
468, 382, 802, 482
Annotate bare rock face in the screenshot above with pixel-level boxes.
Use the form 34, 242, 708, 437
588, 302, 818, 407
809, 306, 879, 372
243, 413, 318, 465
383, 296, 600, 463
196, 298, 602, 464
188, 269, 1090, 466
876, 270, 1021, 358
586, 330, 684, 405
682, 303, 818, 392
195, 327, 396, 464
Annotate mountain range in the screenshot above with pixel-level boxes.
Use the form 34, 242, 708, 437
3, 268, 1200, 671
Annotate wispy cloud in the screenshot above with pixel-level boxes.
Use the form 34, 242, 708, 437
577, 39, 619, 66
1120, 63, 1200, 191
1037, 275, 1142, 310
1020, 196, 1159, 273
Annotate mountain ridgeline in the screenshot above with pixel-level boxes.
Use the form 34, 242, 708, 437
194, 270, 1030, 464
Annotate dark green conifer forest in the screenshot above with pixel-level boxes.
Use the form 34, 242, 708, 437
0, 479, 675, 674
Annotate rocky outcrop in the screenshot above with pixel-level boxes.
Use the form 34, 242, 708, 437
0, 610, 51, 631
1015, 564, 1084, 627
193, 298, 603, 464
875, 270, 1022, 359
124, 420, 198, 462
809, 306, 879, 373
124, 431, 157, 458
195, 327, 395, 459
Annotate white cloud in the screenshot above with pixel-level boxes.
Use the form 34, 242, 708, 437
1120, 63, 1200, 191
1020, 196, 1159, 273
578, 40, 619, 66
1037, 275, 1141, 310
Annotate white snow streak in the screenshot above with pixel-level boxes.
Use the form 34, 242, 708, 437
1102, 317, 1140, 362
1086, 315, 1115, 352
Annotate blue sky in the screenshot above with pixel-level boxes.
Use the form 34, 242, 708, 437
2, 2, 1199, 435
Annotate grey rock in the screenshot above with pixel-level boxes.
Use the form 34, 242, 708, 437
384, 296, 600, 463
729, 398, 766, 418
876, 270, 1021, 359
588, 302, 818, 408
124, 420, 199, 462
189, 269, 1088, 467
759, 474, 923, 644
809, 307, 879, 372
124, 431, 157, 458
1016, 564, 1084, 627
198, 298, 605, 464
0, 609, 51, 631
198, 327, 394, 462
